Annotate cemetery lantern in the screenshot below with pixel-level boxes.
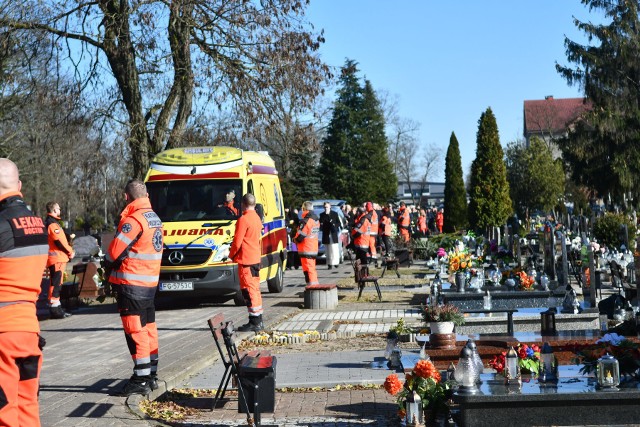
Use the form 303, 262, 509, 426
430, 274, 441, 307
539, 342, 557, 382
405, 390, 425, 427
596, 353, 620, 389
455, 347, 479, 394
504, 346, 521, 385
540, 308, 557, 335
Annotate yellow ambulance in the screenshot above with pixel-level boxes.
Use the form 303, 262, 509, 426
144, 146, 287, 305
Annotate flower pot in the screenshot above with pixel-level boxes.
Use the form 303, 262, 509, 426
430, 321, 455, 334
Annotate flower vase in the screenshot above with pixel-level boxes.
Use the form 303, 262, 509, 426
430, 321, 455, 334
455, 272, 465, 293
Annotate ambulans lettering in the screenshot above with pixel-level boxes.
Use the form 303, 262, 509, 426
163, 228, 224, 237
11, 216, 45, 235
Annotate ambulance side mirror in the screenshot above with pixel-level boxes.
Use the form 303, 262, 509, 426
256, 203, 264, 222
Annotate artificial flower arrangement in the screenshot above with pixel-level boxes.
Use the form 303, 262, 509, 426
489, 343, 542, 375
448, 250, 474, 274
517, 270, 536, 291
571, 333, 640, 377
384, 359, 453, 419
421, 303, 466, 326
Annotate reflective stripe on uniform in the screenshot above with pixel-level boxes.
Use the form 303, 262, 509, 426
111, 271, 159, 282
114, 232, 134, 246
0, 300, 33, 308
298, 251, 318, 257
0, 245, 49, 258
127, 252, 163, 260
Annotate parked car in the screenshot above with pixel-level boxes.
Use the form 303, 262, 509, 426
289, 200, 350, 264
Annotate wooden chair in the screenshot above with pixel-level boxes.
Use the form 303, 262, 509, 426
354, 259, 382, 301
380, 256, 401, 279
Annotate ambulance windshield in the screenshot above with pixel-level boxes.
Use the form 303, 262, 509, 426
147, 179, 243, 222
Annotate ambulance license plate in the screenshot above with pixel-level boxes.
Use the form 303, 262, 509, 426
159, 281, 194, 291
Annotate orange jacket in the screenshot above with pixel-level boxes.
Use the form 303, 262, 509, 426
352, 212, 371, 250
0, 191, 48, 333
397, 207, 411, 230
295, 211, 319, 257
229, 209, 262, 265
380, 215, 392, 237
368, 209, 379, 236
107, 197, 163, 300
224, 201, 239, 217
436, 212, 444, 228
417, 216, 427, 233
45, 214, 73, 266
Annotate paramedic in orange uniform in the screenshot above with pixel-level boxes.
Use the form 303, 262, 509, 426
45, 201, 75, 319
0, 158, 48, 427
365, 202, 379, 266
295, 201, 320, 286
229, 193, 264, 332
106, 179, 163, 396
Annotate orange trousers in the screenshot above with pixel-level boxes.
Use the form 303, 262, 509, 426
368, 235, 377, 258
239, 264, 262, 316
0, 332, 42, 427
47, 262, 66, 305
300, 256, 318, 285
118, 296, 158, 379
400, 229, 410, 242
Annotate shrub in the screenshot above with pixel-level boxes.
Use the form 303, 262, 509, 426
592, 213, 637, 250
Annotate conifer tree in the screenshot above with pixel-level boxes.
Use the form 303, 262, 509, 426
468, 108, 512, 233
319, 60, 396, 203
443, 132, 467, 232
556, 0, 640, 204
288, 143, 323, 209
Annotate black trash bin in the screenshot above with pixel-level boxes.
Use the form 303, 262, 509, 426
238, 354, 277, 414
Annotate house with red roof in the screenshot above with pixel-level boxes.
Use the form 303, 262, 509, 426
523, 96, 591, 158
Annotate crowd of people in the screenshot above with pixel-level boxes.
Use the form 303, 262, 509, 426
285, 200, 446, 270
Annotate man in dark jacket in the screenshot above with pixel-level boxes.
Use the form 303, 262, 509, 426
319, 202, 341, 269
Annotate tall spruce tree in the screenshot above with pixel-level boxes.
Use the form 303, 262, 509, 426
319, 60, 396, 203
443, 132, 467, 232
468, 108, 512, 233
359, 80, 397, 202
556, 0, 640, 204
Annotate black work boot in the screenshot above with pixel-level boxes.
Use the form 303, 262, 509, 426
49, 306, 72, 319
149, 374, 159, 391
118, 376, 152, 397
237, 315, 264, 332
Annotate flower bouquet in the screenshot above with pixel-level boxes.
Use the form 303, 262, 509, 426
572, 333, 640, 377
384, 359, 453, 420
517, 270, 536, 291
489, 343, 541, 375
448, 251, 475, 274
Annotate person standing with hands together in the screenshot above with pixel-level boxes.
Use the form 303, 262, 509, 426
229, 193, 265, 332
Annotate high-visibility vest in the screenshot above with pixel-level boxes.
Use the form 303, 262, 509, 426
229, 209, 262, 265
0, 192, 48, 333
380, 215, 392, 237
352, 213, 371, 250
45, 214, 73, 266
295, 211, 319, 258
369, 210, 379, 236
107, 197, 163, 300
417, 216, 427, 233
398, 208, 411, 230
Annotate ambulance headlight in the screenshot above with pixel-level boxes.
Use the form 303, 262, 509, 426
212, 243, 231, 262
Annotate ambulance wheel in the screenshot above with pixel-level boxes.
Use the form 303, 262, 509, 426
233, 291, 246, 306
267, 263, 284, 293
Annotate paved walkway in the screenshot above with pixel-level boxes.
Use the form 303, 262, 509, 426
38, 260, 413, 426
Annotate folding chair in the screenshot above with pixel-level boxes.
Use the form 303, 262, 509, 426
207, 315, 256, 426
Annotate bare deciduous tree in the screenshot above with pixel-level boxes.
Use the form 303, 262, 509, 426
1, 0, 330, 177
